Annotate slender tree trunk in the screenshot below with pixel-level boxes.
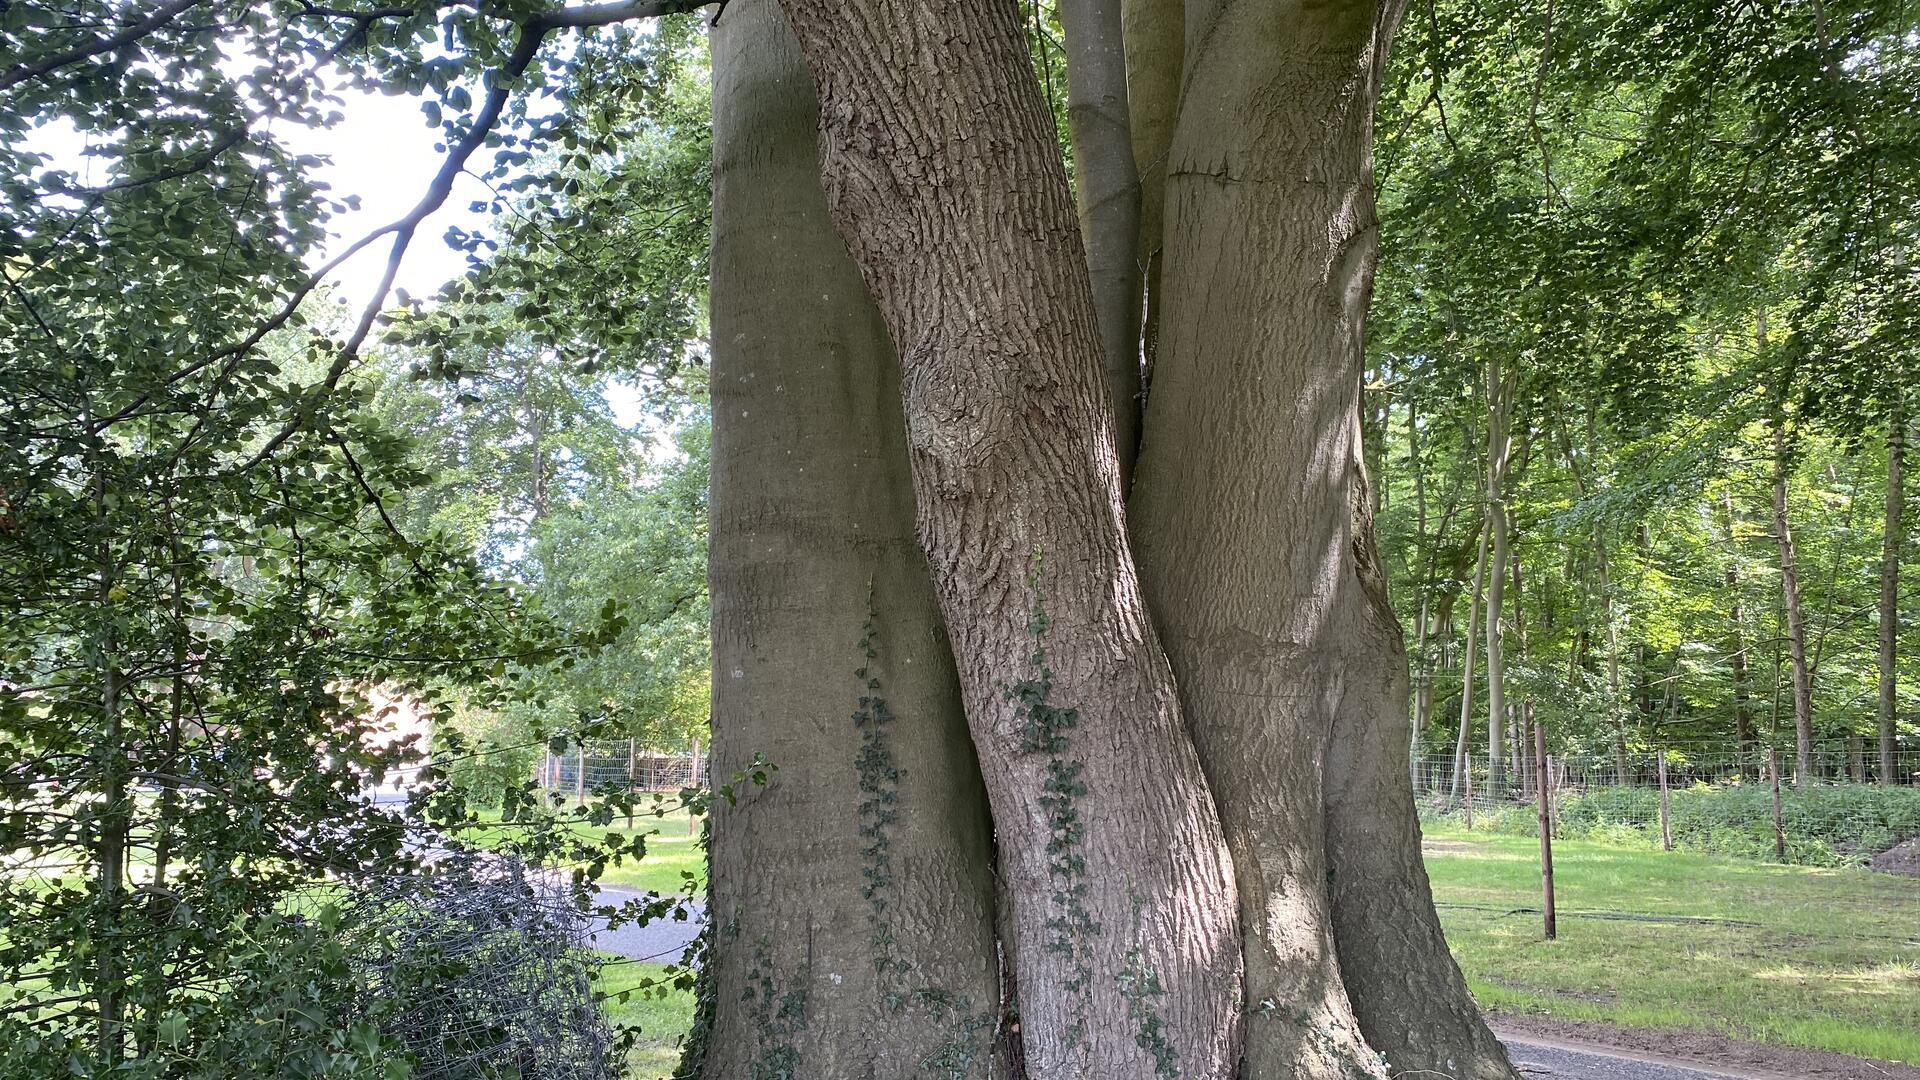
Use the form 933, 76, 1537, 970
1453, 504, 1491, 798
1131, 0, 1514, 1074
773, 2, 1242, 1073
701, 5, 1005, 1072
1881, 416, 1904, 784
1772, 422, 1816, 787
1484, 364, 1514, 797
1723, 490, 1757, 765
1058, 0, 1143, 483
1122, 0, 1181, 398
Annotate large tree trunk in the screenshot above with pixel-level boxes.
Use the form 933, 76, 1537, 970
1122, 0, 1181, 400
1326, 473, 1520, 1080
1881, 414, 1904, 785
772, 2, 1243, 1074
1058, 0, 1144, 483
1772, 422, 1816, 786
1129, 0, 1515, 1075
702, 5, 1004, 1072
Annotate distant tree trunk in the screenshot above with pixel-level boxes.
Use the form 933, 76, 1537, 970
700, 4, 1005, 1072
774, 1, 1242, 1072
1130, 0, 1515, 1073
1454, 495, 1491, 798
1722, 490, 1757, 765
1510, 526, 1531, 795
1772, 421, 1816, 787
1881, 415, 1904, 784
1484, 363, 1515, 796
1122, 0, 1180, 397
1058, 0, 1143, 482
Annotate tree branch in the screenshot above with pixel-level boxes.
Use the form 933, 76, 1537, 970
0, 0, 205, 91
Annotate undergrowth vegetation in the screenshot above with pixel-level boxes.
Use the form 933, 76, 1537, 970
1422, 782, 1920, 867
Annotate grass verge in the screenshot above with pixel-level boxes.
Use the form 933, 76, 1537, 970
1424, 825, 1920, 1064
597, 958, 696, 1079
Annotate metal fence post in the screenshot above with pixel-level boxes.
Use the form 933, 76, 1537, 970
1657, 747, 1672, 851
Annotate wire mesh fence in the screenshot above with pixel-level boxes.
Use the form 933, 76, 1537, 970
1415, 740, 1920, 868
536, 742, 706, 798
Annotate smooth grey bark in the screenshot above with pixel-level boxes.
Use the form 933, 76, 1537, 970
1129, 0, 1516, 1075
1057, 0, 1144, 483
703, 3, 1004, 1072
771, 2, 1243, 1074
1327, 471, 1520, 1080
1484, 361, 1515, 795
1122, 0, 1180, 395
1453, 502, 1491, 798
1772, 421, 1816, 786
1723, 490, 1757, 761
1881, 415, 1904, 784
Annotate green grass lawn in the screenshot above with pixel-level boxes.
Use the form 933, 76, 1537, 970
449, 803, 707, 896
597, 958, 697, 1079
1423, 825, 1920, 1064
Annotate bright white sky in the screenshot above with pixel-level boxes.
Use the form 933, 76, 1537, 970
28, 71, 654, 427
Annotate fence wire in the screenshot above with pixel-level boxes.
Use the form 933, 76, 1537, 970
537, 743, 706, 797
1415, 740, 1920, 867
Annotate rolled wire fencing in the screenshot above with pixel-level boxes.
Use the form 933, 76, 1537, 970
1415, 740, 1920, 868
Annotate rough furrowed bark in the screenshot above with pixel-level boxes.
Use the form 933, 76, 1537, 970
1057, 0, 1144, 483
771, 2, 1243, 1076
703, 3, 1004, 1073
1130, 0, 1516, 1076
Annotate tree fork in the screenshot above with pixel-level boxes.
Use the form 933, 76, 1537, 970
771, 0, 1243, 1073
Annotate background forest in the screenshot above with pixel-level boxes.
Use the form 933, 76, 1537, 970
1, 0, 1916, 1076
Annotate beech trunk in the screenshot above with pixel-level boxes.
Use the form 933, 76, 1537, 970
772, 2, 1243, 1074
702, 4, 1004, 1071
1129, 0, 1516, 1075
1057, 0, 1144, 481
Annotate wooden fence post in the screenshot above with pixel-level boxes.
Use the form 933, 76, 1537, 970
1463, 755, 1475, 831
1535, 721, 1556, 941
1769, 746, 1786, 861
1657, 747, 1672, 851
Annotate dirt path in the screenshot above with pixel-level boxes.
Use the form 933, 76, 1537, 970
1492, 1015, 1920, 1080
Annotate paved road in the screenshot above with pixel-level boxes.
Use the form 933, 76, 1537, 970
1504, 1038, 1763, 1080
586, 913, 1779, 1080
590, 886, 703, 964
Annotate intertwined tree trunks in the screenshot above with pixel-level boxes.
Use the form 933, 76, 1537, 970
1130, 0, 1517, 1076
772, 1, 1242, 1075
702, 3, 1004, 1072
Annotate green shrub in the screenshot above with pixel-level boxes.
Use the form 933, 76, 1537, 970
1419, 781, 1920, 866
